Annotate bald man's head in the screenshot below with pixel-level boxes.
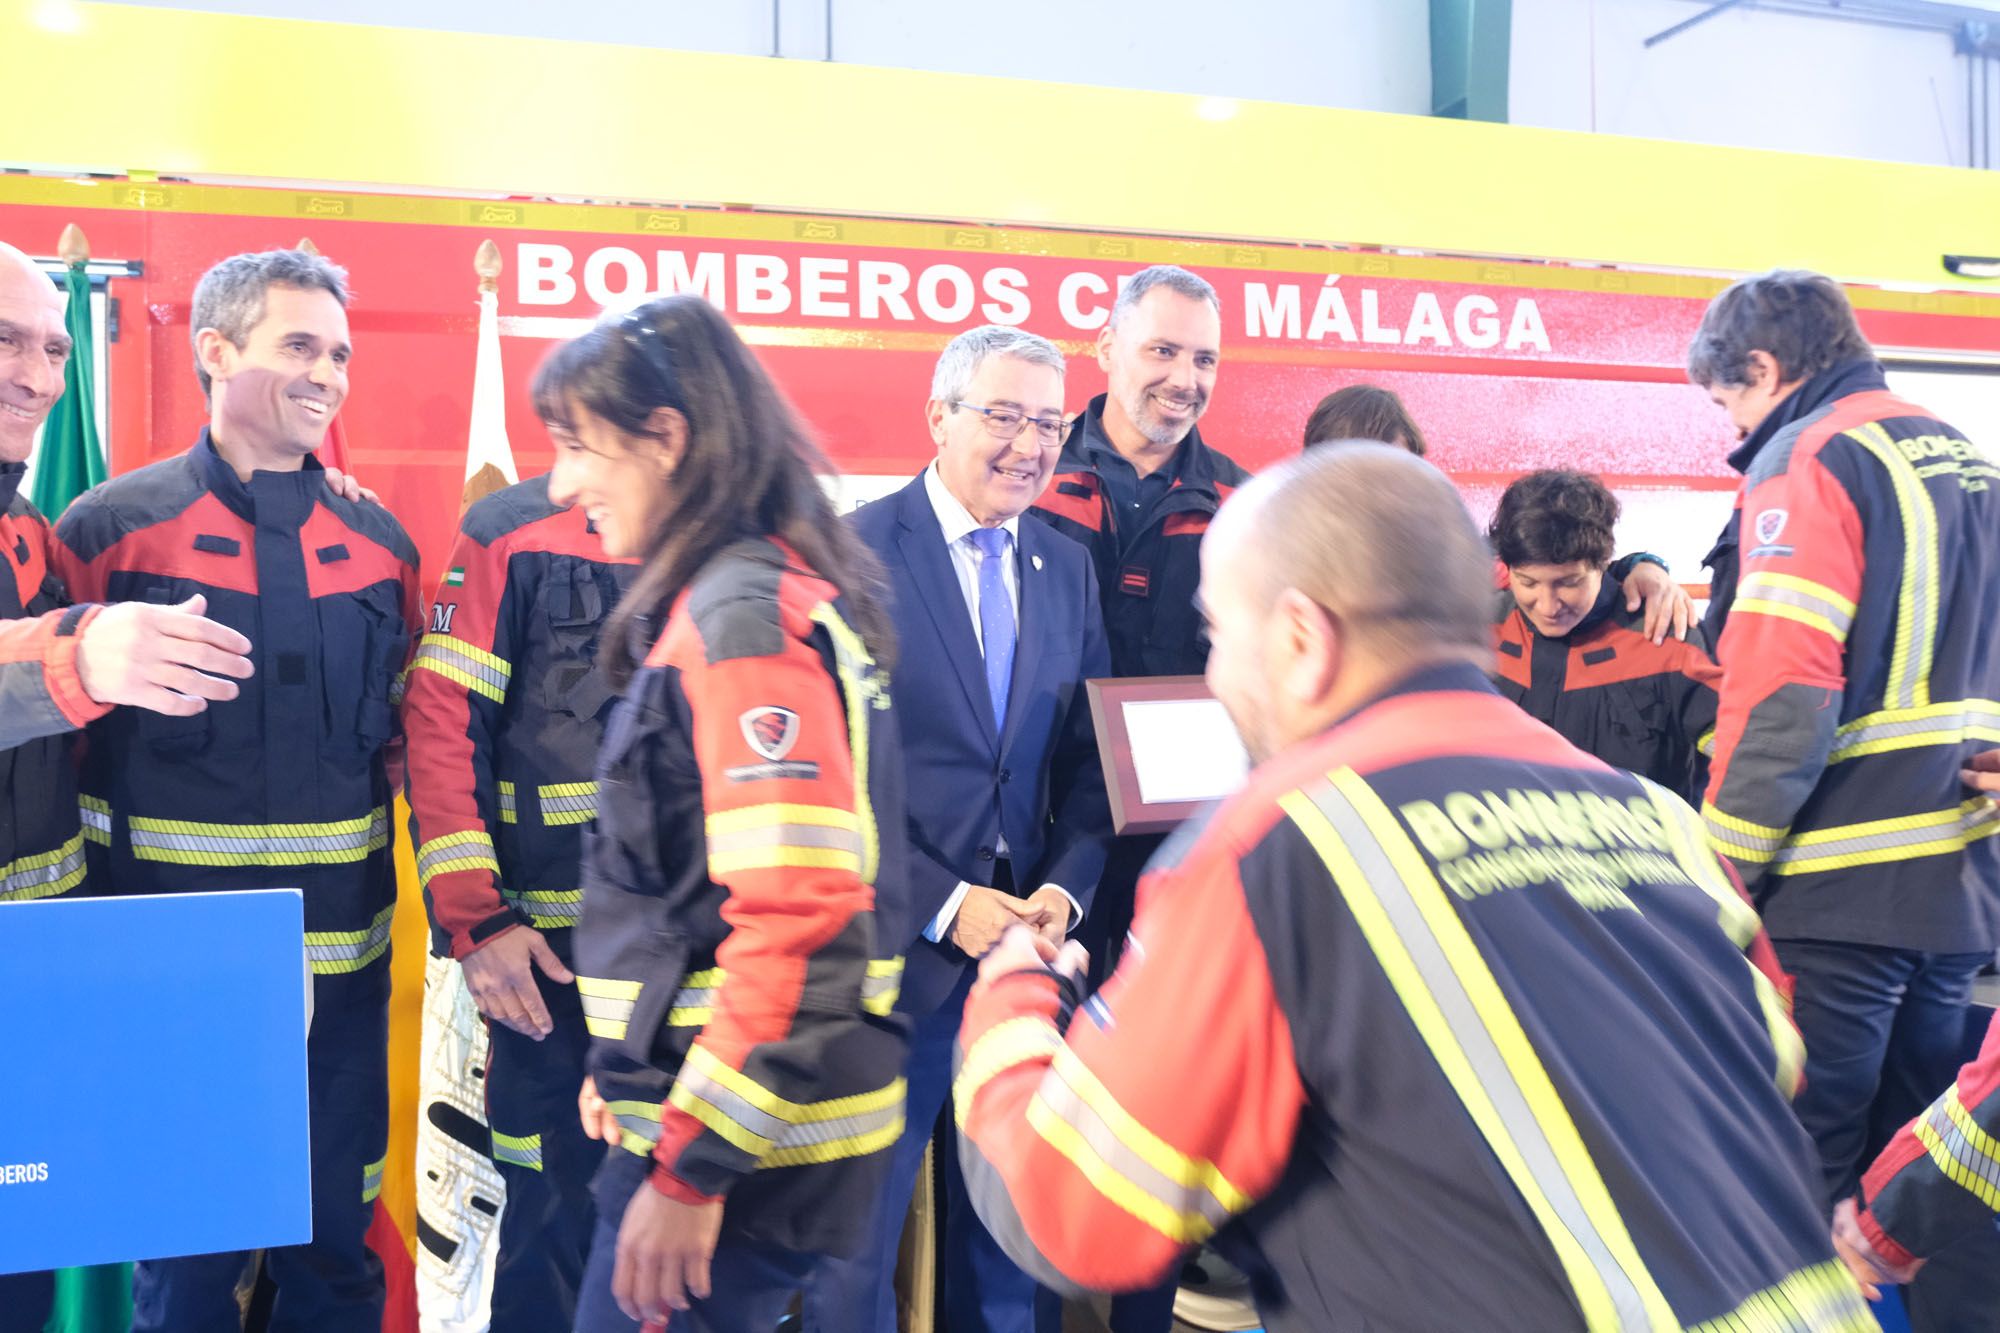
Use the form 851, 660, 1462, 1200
0, 240, 71, 465
1199, 445, 1492, 760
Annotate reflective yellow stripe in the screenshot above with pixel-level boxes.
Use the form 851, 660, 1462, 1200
578, 975, 641, 1040
416, 829, 500, 887
1685, 1259, 1876, 1333
666, 966, 725, 1027
704, 802, 866, 876
1770, 799, 2000, 876
1642, 783, 1760, 948
0, 829, 86, 902
809, 602, 884, 885
954, 1016, 1065, 1114
1827, 699, 2000, 763
707, 844, 862, 876
1734, 572, 1857, 642
1702, 801, 1785, 865
409, 632, 511, 703
305, 904, 396, 974
78, 795, 111, 846
511, 888, 582, 929
1284, 768, 1678, 1332
131, 808, 388, 867
667, 1044, 903, 1165
491, 1130, 544, 1171
1911, 1085, 2000, 1212
497, 780, 518, 825
1731, 597, 1848, 640
1738, 571, 1858, 619
537, 781, 599, 826
1695, 728, 1715, 759
361, 1151, 387, 1204
862, 955, 903, 1016
1850, 422, 1941, 710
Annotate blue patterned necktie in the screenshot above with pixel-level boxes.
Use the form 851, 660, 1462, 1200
967, 526, 1015, 734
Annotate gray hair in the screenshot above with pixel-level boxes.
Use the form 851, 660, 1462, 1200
1110, 264, 1219, 330
190, 249, 350, 395
1686, 269, 1872, 389
930, 324, 1066, 402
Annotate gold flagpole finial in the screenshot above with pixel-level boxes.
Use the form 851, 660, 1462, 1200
57, 224, 90, 266
296, 236, 321, 257
475, 240, 502, 295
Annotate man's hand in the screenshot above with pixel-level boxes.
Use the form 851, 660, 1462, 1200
578, 1076, 624, 1144
75, 595, 254, 714
1023, 886, 1073, 946
321, 465, 380, 506
977, 923, 1089, 986
949, 885, 1047, 959
1831, 1197, 1922, 1300
462, 926, 575, 1039
1620, 562, 1693, 645
613, 1181, 724, 1322
1964, 749, 2000, 796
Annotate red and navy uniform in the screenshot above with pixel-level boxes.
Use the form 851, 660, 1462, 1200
957, 664, 1872, 1333
571, 538, 910, 1331
1028, 395, 1248, 679
1492, 577, 1720, 802
402, 474, 632, 1330
0, 460, 104, 906
52, 430, 421, 1333
1857, 1011, 2000, 1269
1699, 361, 2000, 1319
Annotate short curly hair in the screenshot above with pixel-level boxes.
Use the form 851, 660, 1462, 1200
1686, 269, 1872, 389
1487, 469, 1619, 569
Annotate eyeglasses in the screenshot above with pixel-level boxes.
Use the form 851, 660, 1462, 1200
618, 309, 693, 424
950, 401, 1067, 447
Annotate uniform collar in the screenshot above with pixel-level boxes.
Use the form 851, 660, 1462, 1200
0, 460, 23, 512
923, 461, 1019, 549
1070, 393, 1208, 489
193, 427, 325, 531
1726, 358, 1888, 476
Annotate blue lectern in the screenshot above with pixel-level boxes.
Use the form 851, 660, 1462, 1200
0, 890, 312, 1274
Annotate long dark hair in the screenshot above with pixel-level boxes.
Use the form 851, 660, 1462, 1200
532, 294, 896, 685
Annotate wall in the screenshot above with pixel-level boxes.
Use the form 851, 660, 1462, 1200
113, 0, 1435, 114
1511, 0, 1999, 169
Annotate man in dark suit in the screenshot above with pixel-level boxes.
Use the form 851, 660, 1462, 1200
805, 325, 1113, 1333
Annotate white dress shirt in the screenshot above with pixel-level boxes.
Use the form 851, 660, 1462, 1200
919, 464, 1080, 943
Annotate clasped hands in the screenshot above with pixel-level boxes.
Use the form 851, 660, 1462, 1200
949, 883, 1071, 957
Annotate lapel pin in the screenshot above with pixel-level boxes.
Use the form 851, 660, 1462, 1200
1031, 554, 1043, 571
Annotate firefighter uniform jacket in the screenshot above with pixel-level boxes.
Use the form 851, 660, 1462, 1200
1701, 359, 2000, 952
1492, 578, 1720, 802
403, 475, 632, 964
1029, 396, 1249, 677
1857, 1010, 2000, 1268
1, 460, 105, 904
957, 664, 1874, 1333
52, 432, 421, 974
574, 538, 911, 1258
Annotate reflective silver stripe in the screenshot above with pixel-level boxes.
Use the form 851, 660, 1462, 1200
409, 633, 511, 702
416, 830, 500, 887
705, 821, 865, 860
361, 1153, 386, 1203
512, 889, 582, 927
578, 977, 640, 1039
1734, 573, 1854, 639
667, 967, 725, 1025
497, 781, 518, 825
769, 1097, 904, 1151
537, 782, 598, 826
305, 905, 396, 974
1288, 771, 1671, 1331
862, 957, 902, 1015
1702, 804, 1786, 864
79, 796, 111, 846
1828, 700, 2000, 763
0, 831, 86, 902
1915, 1088, 2000, 1211
492, 1131, 544, 1171
1770, 801, 2000, 876
672, 1059, 794, 1147
131, 807, 388, 866
608, 1099, 662, 1151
